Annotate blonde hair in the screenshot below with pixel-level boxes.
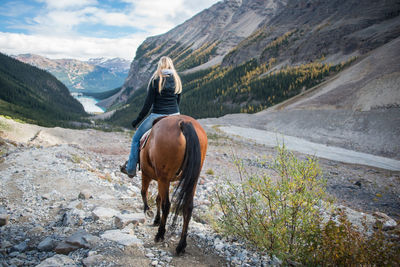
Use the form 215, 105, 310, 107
149, 56, 182, 94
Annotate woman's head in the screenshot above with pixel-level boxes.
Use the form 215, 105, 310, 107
150, 56, 182, 94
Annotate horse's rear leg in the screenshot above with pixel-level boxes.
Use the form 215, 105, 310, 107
176, 198, 193, 255
155, 181, 170, 242
141, 175, 151, 213
153, 194, 161, 226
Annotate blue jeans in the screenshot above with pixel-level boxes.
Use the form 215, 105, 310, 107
126, 112, 179, 174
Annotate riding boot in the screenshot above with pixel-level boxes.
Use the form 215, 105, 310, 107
120, 161, 136, 178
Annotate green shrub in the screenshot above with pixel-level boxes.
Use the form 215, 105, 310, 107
211, 145, 400, 265
206, 169, 214, 175
311, 211, 400, 266
212, 145, 328, 262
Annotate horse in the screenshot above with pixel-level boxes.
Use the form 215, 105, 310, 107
139, 114, 208, 255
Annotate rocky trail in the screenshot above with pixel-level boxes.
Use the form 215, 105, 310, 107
1, 117, 399, 266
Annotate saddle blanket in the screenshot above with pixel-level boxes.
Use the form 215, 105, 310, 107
140, 129, 152, 150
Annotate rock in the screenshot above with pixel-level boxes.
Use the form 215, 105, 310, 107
215, 242, 224, 251
92, 207, 120, 220
9, 251, 20, 257
82, 234, 101, 247
62, 212, 76, 226
42, 190, 60, 200
38, 237, 56, 252
78, 190, 92, 200
54, 242, 80, 255
98, 194, 114, 200
151, 260, 158, 266
145, 252, 155, 258
70, 208, 86, 219
373, 211, 397, 230
336, 205, 376, 234
82, 255, 103, 267
65, 230, 98, 249
31, 225, 45, 234
9, 258, 24, 266
115, 213, 146, 228
0, 213, 9, 226
100, 229, 143, 246
66, 200, 81, 210
36, 254, 76, 267
1, 240, 12, 249
0, 206, 6, 214
11, 241, 28, 252
88, 250, 97, 257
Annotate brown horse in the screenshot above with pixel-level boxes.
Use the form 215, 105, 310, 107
139, 114, 207, 255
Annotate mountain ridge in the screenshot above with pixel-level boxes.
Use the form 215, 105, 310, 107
104, 0, 399, 112
14, 54, 130, 93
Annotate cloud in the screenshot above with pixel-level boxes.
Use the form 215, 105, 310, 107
0, 32, 145, 60
35, 0, 98, 10
0, 1, 36, 17
0, 0, 221, 59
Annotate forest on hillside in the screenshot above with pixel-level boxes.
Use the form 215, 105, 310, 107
109, 57, 355, 128
0, 53, 88, 127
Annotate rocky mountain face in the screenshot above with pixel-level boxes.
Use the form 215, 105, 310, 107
14, 54, 130, 93
105, 0, 400, 109
86, 57, 131, 73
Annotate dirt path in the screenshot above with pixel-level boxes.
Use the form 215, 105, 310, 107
218, 125, 400, 171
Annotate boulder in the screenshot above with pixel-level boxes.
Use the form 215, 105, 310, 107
115, 213, 146, 229
54, 242, 80, 255
11, 241, 28, 253
64, 230, 99, 249
36, 254, 76, 267
92, 207, 120, 221
78, 190, 92, 200
0, 214, 9, 226
100, 229, 143, 246
373, 211, 397, 230
82, 255, 103, 267
38, 237, 56, 252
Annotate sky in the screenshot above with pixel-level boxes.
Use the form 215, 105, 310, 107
0, 0, 220, 60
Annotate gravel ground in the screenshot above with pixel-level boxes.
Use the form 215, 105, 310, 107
0, 116, 399, 266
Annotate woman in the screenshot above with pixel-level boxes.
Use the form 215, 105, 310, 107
121, 56, 182, 177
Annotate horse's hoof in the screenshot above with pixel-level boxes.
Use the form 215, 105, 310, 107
175, 245, 186, 256
145, 210, 154, 218
175, 240, 187, 255
154, 234, 164, 243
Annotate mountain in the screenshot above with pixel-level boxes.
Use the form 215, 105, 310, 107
200, 36, 400, 159
87, 57, 131, 73
0, 53, 87, 127
14, 54, 130, 93
105, 0, 400, 127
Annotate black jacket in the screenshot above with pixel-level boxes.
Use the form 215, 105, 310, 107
131, 75, 181, 128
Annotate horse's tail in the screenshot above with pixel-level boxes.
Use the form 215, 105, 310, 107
171, 121, 201, 229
